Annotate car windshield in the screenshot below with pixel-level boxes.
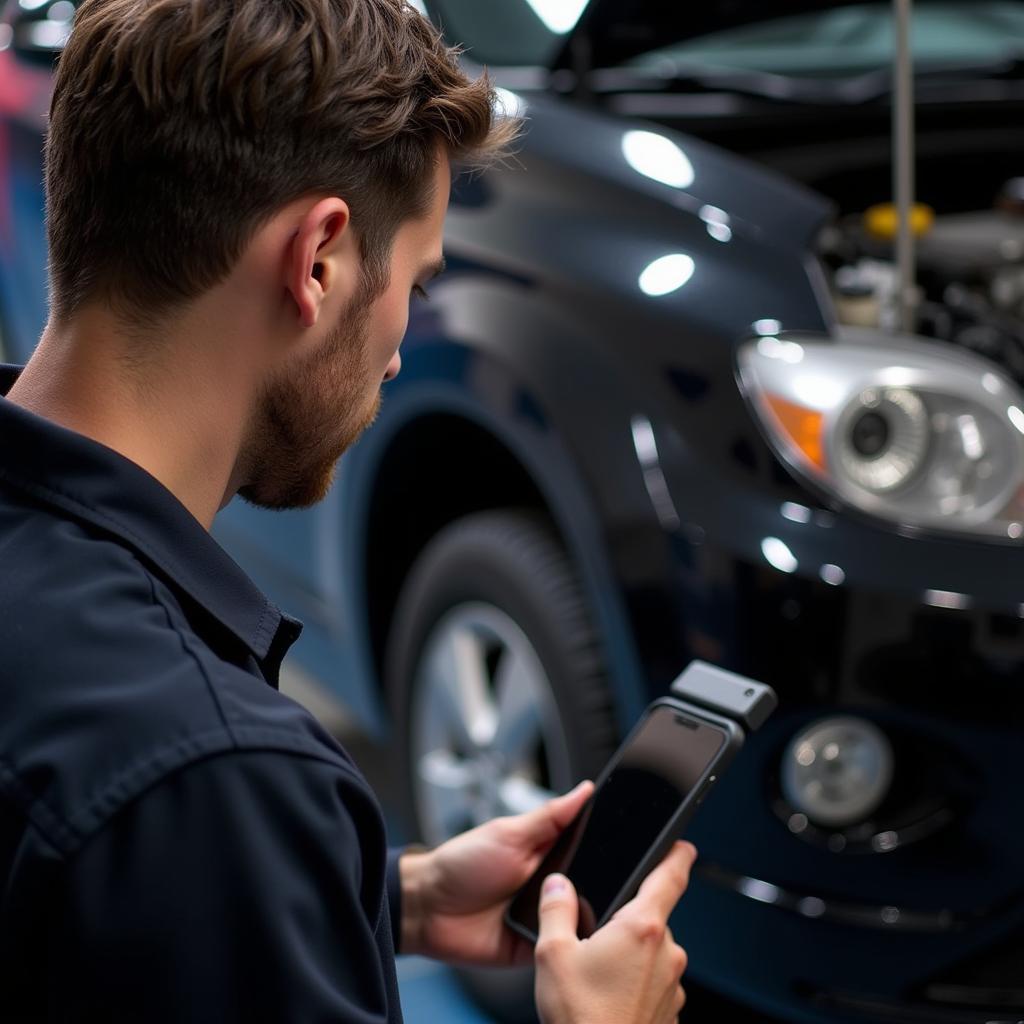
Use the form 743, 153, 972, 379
430, 1, 1024, 75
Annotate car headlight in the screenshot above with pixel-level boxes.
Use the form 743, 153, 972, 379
738, 326, 1024, 538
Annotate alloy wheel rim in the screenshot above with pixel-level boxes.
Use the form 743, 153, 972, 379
410, 601, 573, 847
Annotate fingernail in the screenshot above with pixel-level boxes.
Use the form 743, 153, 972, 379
558, 782, 585, 802
542, 874, 567, 897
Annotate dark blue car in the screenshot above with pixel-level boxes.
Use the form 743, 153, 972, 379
4, 2, 1024, 1021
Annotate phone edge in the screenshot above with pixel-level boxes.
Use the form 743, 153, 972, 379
592, 698, 745, 931
503, 697, 745, 943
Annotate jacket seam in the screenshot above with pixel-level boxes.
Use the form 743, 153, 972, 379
0, 759, 79, 856
0, 466, 273, 655
2, 732, 378, 867
145, 571, 238, 747
67, 742, 380, 860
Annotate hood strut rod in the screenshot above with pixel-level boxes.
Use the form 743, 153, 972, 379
894, 0, 917, 333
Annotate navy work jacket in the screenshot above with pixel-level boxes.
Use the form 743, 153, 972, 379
0, 366, 404, 1023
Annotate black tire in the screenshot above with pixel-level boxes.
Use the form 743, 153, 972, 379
385, 509, 617, 1023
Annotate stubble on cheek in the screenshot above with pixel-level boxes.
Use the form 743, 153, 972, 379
237, 303, 382, 510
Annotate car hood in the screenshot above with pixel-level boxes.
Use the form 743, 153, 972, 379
552, 0, 895, 69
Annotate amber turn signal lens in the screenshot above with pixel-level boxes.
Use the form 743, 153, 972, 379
763, 394, 827, 471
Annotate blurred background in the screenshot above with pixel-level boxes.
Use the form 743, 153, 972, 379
4, 1, 1024, 1021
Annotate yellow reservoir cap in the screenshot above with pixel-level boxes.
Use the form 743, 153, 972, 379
864, 202, 935, 240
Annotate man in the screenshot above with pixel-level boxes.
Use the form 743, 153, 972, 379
0, 1, 695, 1021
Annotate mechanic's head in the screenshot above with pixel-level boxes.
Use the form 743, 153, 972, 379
44, 0, 515, 508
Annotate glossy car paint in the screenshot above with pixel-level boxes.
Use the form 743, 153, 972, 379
2, 3, 1023, 1021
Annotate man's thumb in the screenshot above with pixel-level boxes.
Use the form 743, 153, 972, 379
537, 874, 578, 943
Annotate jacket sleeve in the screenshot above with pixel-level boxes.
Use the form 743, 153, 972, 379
386, 847, 405, 953
49, 750, 398, 1024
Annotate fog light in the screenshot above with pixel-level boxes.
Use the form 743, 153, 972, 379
782, 717, 894, 828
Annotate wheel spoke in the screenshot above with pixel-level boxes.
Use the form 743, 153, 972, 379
412, 601, 578, 844
498, 774, 555, 816
418, 748, 477, 791
492, 650, 544, 766
426, 625, 497, 750
418, 750, 477, 836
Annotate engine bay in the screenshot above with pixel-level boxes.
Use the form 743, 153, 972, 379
820, 179, 1024, 385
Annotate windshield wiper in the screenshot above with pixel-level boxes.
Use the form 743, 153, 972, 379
585, 54, 1024, 107
840, 53, 1024, 98
586, 64, 849, 105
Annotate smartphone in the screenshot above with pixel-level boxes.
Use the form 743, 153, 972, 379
505, 698, 743, 943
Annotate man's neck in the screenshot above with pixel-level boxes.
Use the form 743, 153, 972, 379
8, 308, 257, 529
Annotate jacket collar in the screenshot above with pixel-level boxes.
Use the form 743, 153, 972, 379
0, 364, 301, 672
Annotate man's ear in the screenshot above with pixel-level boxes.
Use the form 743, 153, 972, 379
286, 197, 355, 329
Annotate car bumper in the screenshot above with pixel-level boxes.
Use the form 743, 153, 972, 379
649, 460, 1024, 1022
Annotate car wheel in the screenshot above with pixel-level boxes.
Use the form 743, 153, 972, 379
386, 509, 616, 1023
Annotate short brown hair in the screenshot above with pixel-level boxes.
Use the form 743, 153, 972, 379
45, 0, 516, 325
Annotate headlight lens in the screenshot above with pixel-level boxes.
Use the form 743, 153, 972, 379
837, 387, 930, 493
739, 327, 1024, 537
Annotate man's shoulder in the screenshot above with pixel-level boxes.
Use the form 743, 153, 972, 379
0, 497, 183, 693
0, 497, 354, 854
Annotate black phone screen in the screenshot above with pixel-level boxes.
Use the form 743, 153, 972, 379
508, 705, 726, 938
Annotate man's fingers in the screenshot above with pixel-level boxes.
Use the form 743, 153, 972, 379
536, 873, 580, 949
512, 780, 593, 848
548, 780, 594, 829
630, 841, 698, 920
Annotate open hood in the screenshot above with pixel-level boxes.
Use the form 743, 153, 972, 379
552, 0, 897, 69
425, 0, 893, 70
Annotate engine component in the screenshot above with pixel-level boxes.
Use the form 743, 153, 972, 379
863, 202, 935, 242
916, 210, 1024, 278
823, 195, 1024, 389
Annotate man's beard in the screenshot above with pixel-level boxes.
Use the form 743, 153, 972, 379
237, 294, 382, 510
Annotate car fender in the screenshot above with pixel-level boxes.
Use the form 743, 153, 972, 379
329, 331, 654, 741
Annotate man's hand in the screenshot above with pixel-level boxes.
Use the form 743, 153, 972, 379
399, 781, 593, 965
533, 841, 697, 1024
